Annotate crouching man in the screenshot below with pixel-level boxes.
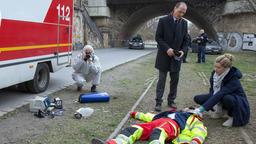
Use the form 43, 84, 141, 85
72, 45, 101, 92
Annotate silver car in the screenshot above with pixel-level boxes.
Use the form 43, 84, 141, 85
192, 39, 223, 54
205, 41, 223, 54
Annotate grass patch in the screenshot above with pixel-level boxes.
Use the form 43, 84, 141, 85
188, 52, 256, 97
23, 53, 157, 144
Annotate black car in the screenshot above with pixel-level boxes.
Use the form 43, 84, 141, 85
128, 37, 145, 49
191, 39, 223, 54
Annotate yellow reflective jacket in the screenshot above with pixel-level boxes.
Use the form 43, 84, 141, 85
132, 112, 207, 144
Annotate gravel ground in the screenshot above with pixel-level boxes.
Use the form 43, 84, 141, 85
0, 53, 157, 144
125, 53, 255, 144
0, 52, 255, 144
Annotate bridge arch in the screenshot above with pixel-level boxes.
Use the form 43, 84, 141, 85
119, 3, 218, 41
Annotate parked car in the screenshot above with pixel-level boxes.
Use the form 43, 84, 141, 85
128, 36, 145, 49
191, 39, 223, 54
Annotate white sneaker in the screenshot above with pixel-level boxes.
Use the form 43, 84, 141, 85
210, 103, 225, 119
211, 111, 224, 119
222, 117, 233, 127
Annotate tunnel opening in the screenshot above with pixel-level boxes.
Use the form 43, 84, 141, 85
135, 17, 202, 42
118, 3, 218, 44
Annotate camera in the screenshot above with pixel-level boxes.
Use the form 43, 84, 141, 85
173, 50, 181, 57
84, 54, 91, 61
86, 54, 91, 59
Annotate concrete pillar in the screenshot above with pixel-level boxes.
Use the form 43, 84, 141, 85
216, 0, 256, 33
103, 33, 109, 48
87, 0, 110, 47
92, 17, 110, 48
87, 0, 110, 17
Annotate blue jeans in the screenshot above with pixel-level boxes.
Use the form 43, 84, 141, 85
197, 46, 205, 63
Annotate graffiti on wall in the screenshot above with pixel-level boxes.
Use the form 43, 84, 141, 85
242, 33, 256, 51
87, 30, 101, 48
73, 13, 84, 50
218, 32, 243, 52
218, 32, 256, 52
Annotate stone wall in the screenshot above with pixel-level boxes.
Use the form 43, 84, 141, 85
215, 13, 256, 33
72, 0, 102, 50
216, 12, 256, 52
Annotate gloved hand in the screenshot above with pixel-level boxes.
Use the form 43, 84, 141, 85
130, 111, 137, 119
194, 108, 203, 117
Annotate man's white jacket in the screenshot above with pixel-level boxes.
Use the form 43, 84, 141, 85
72, 53, 101, 76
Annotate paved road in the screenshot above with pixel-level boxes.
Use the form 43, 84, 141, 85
0, 48, 155, 116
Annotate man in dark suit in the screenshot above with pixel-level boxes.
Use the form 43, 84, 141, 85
155, 2, 189, 112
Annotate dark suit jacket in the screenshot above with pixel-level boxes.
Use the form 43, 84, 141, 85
155, 15, 189, 72
197, 33, 208, 46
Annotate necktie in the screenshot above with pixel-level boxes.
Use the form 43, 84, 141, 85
173, 20, 179, 40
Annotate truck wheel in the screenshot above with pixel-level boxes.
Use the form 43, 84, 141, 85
26, 63, 50, 93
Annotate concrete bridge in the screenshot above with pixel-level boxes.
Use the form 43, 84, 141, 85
76, 0, 256, 51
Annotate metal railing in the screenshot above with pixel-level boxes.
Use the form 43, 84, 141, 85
76, 4, 104, 47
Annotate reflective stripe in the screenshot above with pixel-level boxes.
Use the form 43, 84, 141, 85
158, 128, 168, 143
176, 137, 190, 143
132, 125, 143, 132
129, 125, 143, 143
173, 115, 207, 144
146, 112, 156, 121
115, 134, 129, 144
135, 112, 155, 122
135, 113, 141, 119
186, 115, 198, 129
168, 121, 180, 136
115, 138, 126, 144
189, 116, 196, 125
195, 136, 204, 142
0, 43, 72, 52
192, 137, 202, 144
149, 140, 161, 144
158, 122, 168, 127
192, 126, 207, 134
190, 141, 198, 144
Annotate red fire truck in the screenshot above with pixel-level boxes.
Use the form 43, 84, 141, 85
0, 0, 73, 93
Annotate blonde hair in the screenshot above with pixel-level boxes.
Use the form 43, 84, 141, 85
215, 53, 234, 68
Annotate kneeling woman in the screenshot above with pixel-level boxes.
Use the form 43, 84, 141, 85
194, 54, 250, 127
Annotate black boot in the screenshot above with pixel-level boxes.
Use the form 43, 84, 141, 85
155, 103, 162, 112
168, 102, 177, 112
91, 85, 97, 92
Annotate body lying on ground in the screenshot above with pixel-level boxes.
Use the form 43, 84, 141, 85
107, 108, 207, 144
